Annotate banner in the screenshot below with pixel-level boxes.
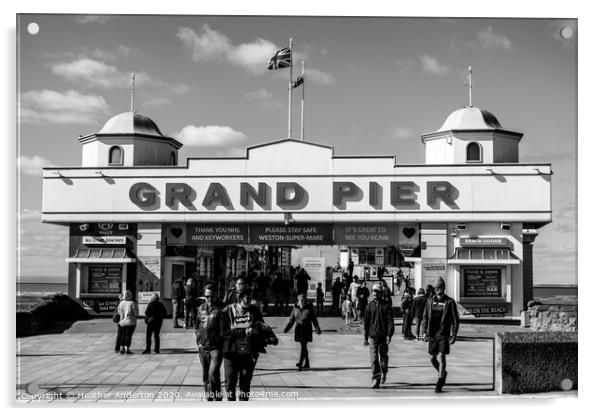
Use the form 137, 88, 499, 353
166, 224, 248, 245
302, 257, 326, 300
421, 259, 446, 288
249, 224, 333, 245
462, 268, 502, 297
333, 223, 399, 246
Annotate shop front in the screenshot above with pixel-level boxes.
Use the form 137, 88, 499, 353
42, 107, 552, 319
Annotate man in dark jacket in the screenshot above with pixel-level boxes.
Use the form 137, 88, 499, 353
195, 283, 225, 401
222, 288, 265, 401
363, 284, 395, 389
330, 277, 344, 315
411, 288, 428, 340
422, 278, 460, 393
295, 268, 311, 297
171, 277, 185, 328
143, 293, 167, 354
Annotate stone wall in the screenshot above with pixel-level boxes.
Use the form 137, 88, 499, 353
495, 331, 577, 394
527, 296, 577, 332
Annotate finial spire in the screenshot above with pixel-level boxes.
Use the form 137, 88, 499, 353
130, 73, 136, 112
468, 66, 472, 108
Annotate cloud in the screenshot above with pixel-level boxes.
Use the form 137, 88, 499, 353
176, 125, 247, 148
245, 89, 273, 100
92, 45, 142, 62
50, 58, 151, 89
304, 68, 336, 85
176, 25, 232, 62
20, 89, 110, 125
75, 15, 111, 25
420, 55, 449, 75
395, 58, 416, 75
477, 27, 512, 50
19, 155, 54, 176
143, 97, 174, 107
392, 127, 414, 140
177, 24, 334, 83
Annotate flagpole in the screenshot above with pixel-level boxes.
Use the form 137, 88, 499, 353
288, 38, 293, 139
468, 66, 472, 108
301, 61, 305, 141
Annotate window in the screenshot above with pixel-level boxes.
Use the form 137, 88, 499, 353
88, 266, 122, 294
108, 146, 123, 165
466, 142, 482, 163
170, 151, 176, 165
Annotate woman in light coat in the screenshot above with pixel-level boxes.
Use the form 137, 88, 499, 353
117, 290, 138, 354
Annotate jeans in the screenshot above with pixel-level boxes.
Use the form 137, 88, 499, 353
369, 337, 389, 380
223, 353, 257, 401
402, 311, 413, 338
145, 320, 162, 352
114, 325, 123, 351
172, 299, 182, 325
184, 299, 197, 328
414, 318, 423, 339
298, 341, 309, 366
199, 348, 223, 401
120, 325, 136, 348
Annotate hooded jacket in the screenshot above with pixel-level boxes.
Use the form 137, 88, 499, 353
421, 294, 460, 339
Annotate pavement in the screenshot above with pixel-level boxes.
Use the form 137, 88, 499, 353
15, 316, 576, 403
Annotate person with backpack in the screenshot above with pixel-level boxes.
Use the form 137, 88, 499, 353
221, 288, 265, 401
195, 283, 225, 401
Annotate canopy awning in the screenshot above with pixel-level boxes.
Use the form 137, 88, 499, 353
66, 247, 137, 263
448, 248, 520, 265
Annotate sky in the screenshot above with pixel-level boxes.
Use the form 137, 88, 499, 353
16, 14, 577, 284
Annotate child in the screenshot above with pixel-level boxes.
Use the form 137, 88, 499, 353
342, 294, 353, 325
316, 282, 325, 316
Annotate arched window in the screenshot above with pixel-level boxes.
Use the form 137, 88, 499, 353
108, 146, 123, 165
169, 151, 176, 166
466, 142, 482, 163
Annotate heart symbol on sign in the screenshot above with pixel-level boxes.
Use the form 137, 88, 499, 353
402, 227, 416, 239
171, 228, 183, 238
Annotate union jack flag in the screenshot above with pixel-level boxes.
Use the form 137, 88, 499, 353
292, 75, 304, 88
267, 47, 292, 70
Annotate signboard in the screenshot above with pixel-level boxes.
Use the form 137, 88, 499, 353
70, 223, 135, 236
88, 266, 122, 294
166, 223, 248, 245
250, 224, 333, 245
80, 296, 120, 314
461, 303, 509, 317
421, 259, 446, 288
334, 224, 398, 246
82, 236, 127, 245
460, 238, 510, 247
302, 257, 326, 301
137, 291, 160, 304
463, 268, 502, 297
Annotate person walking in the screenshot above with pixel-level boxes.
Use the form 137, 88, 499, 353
316, 282, 325, 316
224, 278, 246, 305
295, 268, 311, 298
356, 281, 370, 324
330, 277, 344, 315
171, 276, 185, 328
117, 290, 137, 354
378, 278, 393, 305
422, 278, 460, 393
412, 288, 428, 341
195, 283, 225, 401
112, 293, 124, 352
342, 293, 354, 325
283, 294, 322, 370
401, 289, 415, 340
349, 276, 361, 321
184, 278, 197, 329
143, 293, 167, 354
363, 284, 394, 388
221, 288, 265, 401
